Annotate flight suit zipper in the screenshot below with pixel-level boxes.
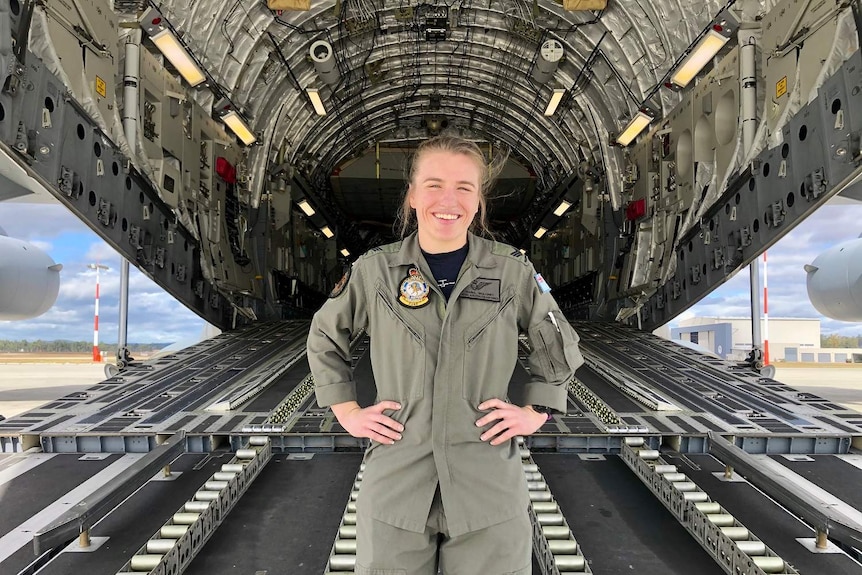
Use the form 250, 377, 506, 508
376, 288, 423, 342
537, 330, 557, 380
466, 293, 516, 347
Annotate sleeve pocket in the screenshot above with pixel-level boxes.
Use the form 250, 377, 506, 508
531, 311, 583, 382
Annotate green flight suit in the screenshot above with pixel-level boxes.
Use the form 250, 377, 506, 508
308, 231, 583, 538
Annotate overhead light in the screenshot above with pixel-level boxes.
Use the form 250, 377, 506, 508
616, 110, 653, 147
221, 110, 257, 146
307, 88, 327, 116
340, 248, 350, 257
534, 227, 548, 239
553, 200, 572, 217
670, 29, 730, 88
544, 88, 565, 117
321, 226, 334, 238
297, 199, 315, 217
150, 29, 206, 87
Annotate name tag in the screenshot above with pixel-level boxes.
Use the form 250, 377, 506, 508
461, 278, 501, 302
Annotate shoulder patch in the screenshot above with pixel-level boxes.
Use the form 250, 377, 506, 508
534, 272, 552, 294
490, 241, 528, 263
329, 266, 352, 298
362, 241, 402, 259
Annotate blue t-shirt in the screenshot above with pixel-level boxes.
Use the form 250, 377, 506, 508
422, 244, 469, 301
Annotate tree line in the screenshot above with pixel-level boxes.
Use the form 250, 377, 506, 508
0, 340, 169, 353
820, 334, 862, 348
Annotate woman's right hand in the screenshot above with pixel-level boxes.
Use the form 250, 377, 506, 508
331, 400, 404, 444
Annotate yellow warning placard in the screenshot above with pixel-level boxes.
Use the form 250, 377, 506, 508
95, 76, 107, 98
776, 76, 787, 99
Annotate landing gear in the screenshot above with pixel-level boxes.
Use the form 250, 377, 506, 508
115, 347, 135, 371
743, 347, 775, 378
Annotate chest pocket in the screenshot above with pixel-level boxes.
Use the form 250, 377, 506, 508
462, 288, 518, 402
372, 283, 426, 400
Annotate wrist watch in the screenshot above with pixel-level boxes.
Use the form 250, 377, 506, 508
531, 405, 554, 420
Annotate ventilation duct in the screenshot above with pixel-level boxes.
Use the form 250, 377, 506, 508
531, 39, 564, 85
309, 40, 340, 87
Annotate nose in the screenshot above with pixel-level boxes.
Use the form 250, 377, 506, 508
439, 183, 458, 203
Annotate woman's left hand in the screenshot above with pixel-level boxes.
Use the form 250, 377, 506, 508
475, 399, 548, 446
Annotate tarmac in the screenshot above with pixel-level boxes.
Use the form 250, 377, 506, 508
0, 359, 860, 420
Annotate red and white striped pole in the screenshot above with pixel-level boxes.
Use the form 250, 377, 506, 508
763, 252, 770, 365
88, 264, 109, 363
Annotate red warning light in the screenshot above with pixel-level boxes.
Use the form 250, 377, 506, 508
152, 17, 162, 26
713, 24, 723, 32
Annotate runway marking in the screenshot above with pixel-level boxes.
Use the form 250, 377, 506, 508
0, 454, 144, 562
0, 454, 56, 487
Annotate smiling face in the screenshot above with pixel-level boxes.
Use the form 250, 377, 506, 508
408, 150, 482, 254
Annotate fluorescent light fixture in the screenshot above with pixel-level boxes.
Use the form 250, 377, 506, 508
297, 199, 316, 217
616, 110, 653, 147
150, 29, 206, 87
671, 29, 730, 88
534, 227, 548, 239
544, 88, 565, 117
321, 226, 334, 238
340, 248, 350, 257
553, 200, 572, 217
221, 110, 257, 146
307, 88, 327, 116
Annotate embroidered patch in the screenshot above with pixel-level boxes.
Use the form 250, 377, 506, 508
398, 267, 431, 308
461, 278, 501, 302
534, 273, 552, 294
329, 266, 352, 298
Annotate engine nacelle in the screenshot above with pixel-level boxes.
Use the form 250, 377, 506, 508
805, 238, 862, 322
0, 231, 62, 320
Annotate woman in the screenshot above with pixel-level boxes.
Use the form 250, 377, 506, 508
308, 135, 583, 574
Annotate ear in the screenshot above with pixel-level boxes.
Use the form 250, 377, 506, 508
408, 185, 416, 209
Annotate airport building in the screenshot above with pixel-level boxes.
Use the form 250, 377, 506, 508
672, 317, 862, 363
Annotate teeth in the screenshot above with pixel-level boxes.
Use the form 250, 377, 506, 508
434, 213, 459, 220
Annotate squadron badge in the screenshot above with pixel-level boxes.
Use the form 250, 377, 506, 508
398, 267, 431, 308
329, 266, 352, 298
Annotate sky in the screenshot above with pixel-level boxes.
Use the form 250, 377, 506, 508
0, 201, 207, 345
1, 196, 861, 344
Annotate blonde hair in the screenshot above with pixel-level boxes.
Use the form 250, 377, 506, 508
397, 135, 506, 239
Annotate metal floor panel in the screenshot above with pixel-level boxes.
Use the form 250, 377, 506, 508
34, 453, 226, 575
183, 453, 363, 575
242, 357, 310, 413
533, 453, 726, 575
678, 454, 862, 575
770, 454, 862, 511
0, 454, 122, 541
575, 365, 642, 412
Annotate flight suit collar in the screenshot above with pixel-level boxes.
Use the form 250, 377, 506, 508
388, 232, 497, 269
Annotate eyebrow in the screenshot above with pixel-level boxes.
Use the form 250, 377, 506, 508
422, 177, 477, 188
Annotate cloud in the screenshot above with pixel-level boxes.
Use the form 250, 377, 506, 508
0, 202, 90, 241
685, 203, 862, 337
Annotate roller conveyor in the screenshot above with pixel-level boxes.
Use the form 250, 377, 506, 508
534, 452, 727, 575
182, 453, 363, 575
241, 357, 310, 413
0, 454, 226, 575
1, 321, 862, 574
667, 453, 862, 574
